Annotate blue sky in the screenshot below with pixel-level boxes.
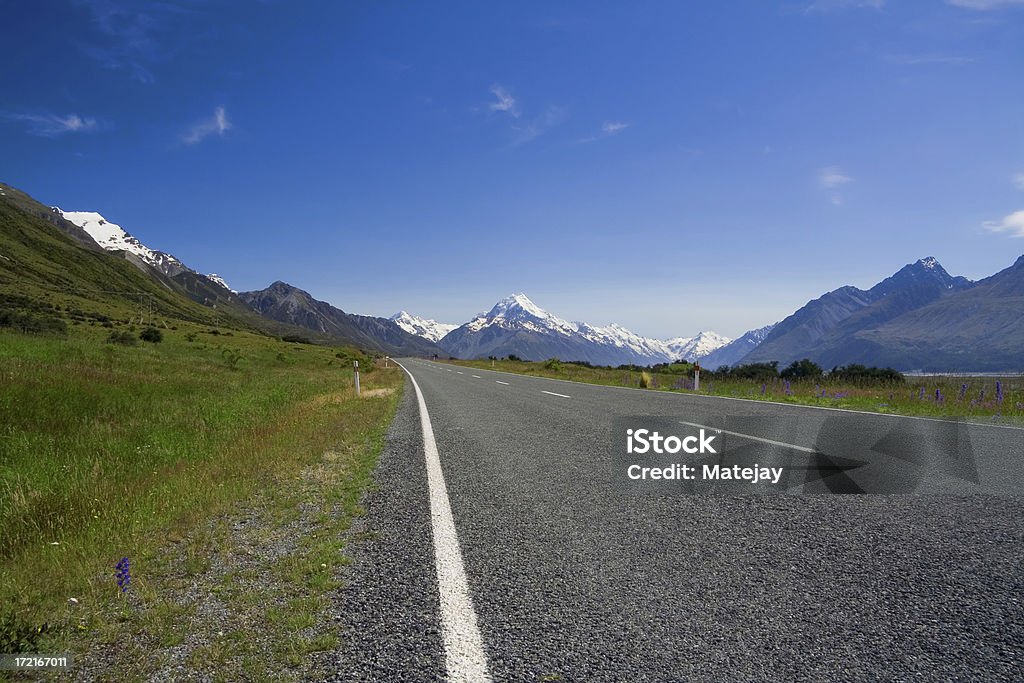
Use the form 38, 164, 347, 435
2, 0, 1023, 338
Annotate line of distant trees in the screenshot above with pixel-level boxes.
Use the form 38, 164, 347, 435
707, 359, 904, 383
490, 353, 904, 383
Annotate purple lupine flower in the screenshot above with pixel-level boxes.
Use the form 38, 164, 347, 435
935, 388, 942, 403
761, 383, 767, 395
958, 383, 967, 401
919, 387, 925, 400
996, 381, 1003, 402
821, 389, 827, 398
784, 380, 792, 396
115, 557, 131, 593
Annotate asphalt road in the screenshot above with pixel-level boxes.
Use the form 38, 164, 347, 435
328, 359, 1024, 682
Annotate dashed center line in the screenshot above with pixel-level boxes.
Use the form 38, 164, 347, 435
457, 371, 464, 375
541, 390, 571, 399
472, 375, 481, 378
495, 381, 509, 385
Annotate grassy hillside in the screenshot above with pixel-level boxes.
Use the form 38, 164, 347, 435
0, 197, 235, 328
0, 322, 403, 679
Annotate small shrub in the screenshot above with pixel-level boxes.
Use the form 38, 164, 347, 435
140, 327, 163, 344
639, 371, 652, 389
222, 348, 243, 369
543, 358, 562, 371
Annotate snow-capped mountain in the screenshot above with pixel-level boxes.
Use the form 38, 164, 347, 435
58, 209, 240, 302
59, 211, 190, 278
438, 293, 730, 366
663, 331, 733, 362
390, 311, 458, 343
206, 273, 236, 293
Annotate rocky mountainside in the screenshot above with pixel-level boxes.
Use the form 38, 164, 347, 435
741, 258, 973, 367
240, 281, 446, 357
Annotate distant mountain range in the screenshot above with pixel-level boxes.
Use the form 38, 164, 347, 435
3, 181, 1021, 371
411, 293, 732, 367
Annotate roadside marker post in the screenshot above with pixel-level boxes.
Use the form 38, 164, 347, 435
694, 363, 701, 392
354, 360, 360, 396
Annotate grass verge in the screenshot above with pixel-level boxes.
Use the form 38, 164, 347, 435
0, 324, 401, 680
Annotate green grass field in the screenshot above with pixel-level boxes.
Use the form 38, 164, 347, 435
449, 358, 1022, 422
0, 321, 402, 677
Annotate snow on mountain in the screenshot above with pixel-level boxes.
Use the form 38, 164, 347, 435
390, 311, 458, 343
663, 331, 733, 362
59, 210, 188, 278
207, 273, 236, 293
439, 293, 731, 366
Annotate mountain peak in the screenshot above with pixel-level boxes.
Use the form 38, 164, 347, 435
871, 256, 966, 296
487, 292, 550, 319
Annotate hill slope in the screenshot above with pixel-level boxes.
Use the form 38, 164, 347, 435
240, 282, 446, 357
742, 258, 973, 367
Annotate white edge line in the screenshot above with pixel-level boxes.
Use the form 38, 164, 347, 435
394, 361, 492, 682
678, 420, 816, 453
541, 390, 571, 399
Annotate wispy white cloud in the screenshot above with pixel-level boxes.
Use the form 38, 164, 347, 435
511, 105, 566, 145
578, 120, 630, 143
488, 84, 520, 117
181, 106, 231, 145
805, 0, 885, 13
6, 112, 100, 137
819, 166, 853, 189
983, 210, 1024, 237
947, 0, 1024, 9
1013, 172, 1024, 190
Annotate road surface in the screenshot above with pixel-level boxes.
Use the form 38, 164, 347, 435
327, 359, 1024, 682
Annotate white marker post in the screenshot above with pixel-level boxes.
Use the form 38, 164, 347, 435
385, 356, 389, 368
693, 363, 700, 392
354, 360, 360, 396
